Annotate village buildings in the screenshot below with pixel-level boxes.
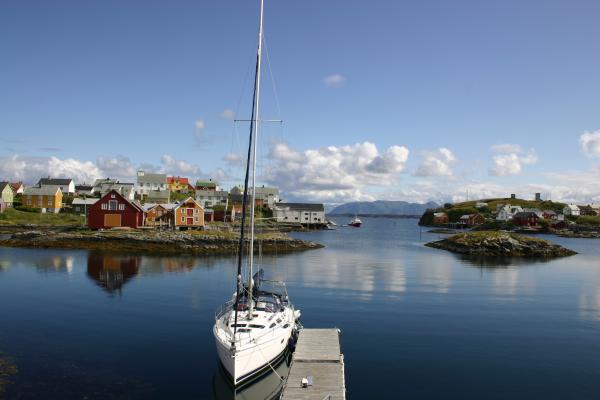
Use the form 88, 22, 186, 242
22, 187, 63, 213
136, 171, 167, 196
157, 197, 204, 229
563, 204, 580, 216
88, 190, 145, 229
10, 182, 24, 195
273, 203, 325, 225
37, 178, 75, 194
0, 182, 15, 208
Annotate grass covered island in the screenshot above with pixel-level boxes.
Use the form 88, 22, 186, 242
0, 229, 323, 255
425, 231, 577, 258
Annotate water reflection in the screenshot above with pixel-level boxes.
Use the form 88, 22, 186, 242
579, 288, 600, 321
213, 352, 291, 400
87, 253, 140, 294
35, 255, 75, 274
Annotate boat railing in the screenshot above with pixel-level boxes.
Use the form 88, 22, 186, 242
215, 299, 235, 322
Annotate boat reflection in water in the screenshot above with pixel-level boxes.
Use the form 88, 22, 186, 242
213, 350, 292, 400
87, 252, 140, 294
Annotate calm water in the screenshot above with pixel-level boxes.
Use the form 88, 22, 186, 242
1, 218, 600, 399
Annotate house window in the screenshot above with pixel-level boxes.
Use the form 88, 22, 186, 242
111, 194, 115, 198
109, 200, 117, 210
47, 199, 52, 206
118, 204, 125, 211
181, 216, 185, 222
101, 203, 107, 210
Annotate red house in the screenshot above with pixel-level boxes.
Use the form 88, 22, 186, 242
88, 190, 146, 229
512, 211, 540, 227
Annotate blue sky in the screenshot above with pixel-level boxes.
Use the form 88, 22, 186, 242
1, 0, 600, 204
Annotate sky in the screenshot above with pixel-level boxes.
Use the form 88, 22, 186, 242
1, 0, 600, 204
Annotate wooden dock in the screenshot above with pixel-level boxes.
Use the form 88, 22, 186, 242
281, 328, 346, 400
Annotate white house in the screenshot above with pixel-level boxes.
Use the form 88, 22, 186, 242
254, 186, 280, 209
563, 204, 580, 216
72, 198, 98, 215
93, 179, 135, 201
37, 178, 75, 194
475, 202, 488, 209
273, 203, 325, 225
136, 170, 167, 195
496, 204, 523, 221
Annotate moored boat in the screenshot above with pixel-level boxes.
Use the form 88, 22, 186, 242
348, 216, 362, 227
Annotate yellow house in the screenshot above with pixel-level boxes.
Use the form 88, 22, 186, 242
158, 197, 204, 229
22, 187, 63, 213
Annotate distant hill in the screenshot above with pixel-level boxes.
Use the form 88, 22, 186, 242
329, 200, 439, 216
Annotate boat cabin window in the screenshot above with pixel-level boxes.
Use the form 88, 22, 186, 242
269, 323, 276, 328
248, 324, 265, 329
230, 324, 247, 327
237, 328, 251, 333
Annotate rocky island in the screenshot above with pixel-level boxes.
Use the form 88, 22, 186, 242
425, 231, 577, 258
0, 229, 323, 256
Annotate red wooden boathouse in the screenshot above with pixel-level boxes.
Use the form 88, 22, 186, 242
88, 190, 145, 229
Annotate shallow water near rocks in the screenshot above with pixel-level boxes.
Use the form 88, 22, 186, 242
1, 218, 599, 399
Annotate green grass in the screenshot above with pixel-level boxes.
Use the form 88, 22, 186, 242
576, 215, 600, 226
0, 208, 84, 226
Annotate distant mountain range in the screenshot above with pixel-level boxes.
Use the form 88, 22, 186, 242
329, 200, 439, 216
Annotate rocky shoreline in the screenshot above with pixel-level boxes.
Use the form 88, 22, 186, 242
0, 229, 323, 255
425, 231, 577, 258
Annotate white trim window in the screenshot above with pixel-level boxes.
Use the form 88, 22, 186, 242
118, 204, 125, 211
101, 203, 107, 210
109, 200, 117, 210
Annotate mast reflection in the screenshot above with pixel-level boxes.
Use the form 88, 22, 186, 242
87, 252, 140, 294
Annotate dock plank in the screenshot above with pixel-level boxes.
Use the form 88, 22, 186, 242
281, 328, 345, 400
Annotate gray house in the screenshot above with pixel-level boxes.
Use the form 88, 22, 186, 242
273, 203, 325, 225
72, 198, 98, 216
136, 170, 167, 195
37, 178, 75, 194
146, 190, 171, 204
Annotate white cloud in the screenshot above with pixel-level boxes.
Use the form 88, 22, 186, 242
223, 152, 245, 167
580, 129, 600, 158
220, 109, 236, 120
323, 74, 346, 88
265, 141, 409, 203
414, 147, 456, 177
0, 154, 103, 185
195, 120, 205, 130
160, 154, 201, 176
489, 144, 537, 176
96, 155, 136, 178
491, 143, 521, 154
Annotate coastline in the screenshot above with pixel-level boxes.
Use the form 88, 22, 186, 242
0, 228, 323, 256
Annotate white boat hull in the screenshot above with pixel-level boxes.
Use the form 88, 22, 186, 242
214, 306, 296, 386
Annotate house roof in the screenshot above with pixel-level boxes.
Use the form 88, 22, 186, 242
146, 190, 170, 200
75, 185, 94, 191
275, 202, 324, 212
254, 186, 279, 195
93, 178, 118, 187
513, 211, 539, 219
137, 172, 166, 184
0, 182, 12, 192
72, 198, 99, 205
565, 204, 580, 210
10, 182, 23, 191
38, 178, 73, 186
24, 187, 61, 196
196, 180, 217, 187
174, 197, 203, 210
196, 189, 228, 197
143, 202, 177, 211
167, 176, 189, 185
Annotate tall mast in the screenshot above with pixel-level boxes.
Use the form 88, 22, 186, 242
248, 0, 264, 319
232, 0, 264, 338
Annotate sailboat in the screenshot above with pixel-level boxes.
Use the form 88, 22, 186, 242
213, 0, 300, 387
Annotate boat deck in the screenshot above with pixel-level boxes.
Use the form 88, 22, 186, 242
281, 328, 346, 400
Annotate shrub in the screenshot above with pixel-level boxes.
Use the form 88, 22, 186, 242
15, 206, 40, 213
576, 216, 600, 226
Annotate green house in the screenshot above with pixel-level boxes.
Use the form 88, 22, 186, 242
0, 182, 14, 207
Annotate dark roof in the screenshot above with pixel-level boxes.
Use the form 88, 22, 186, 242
75, 185, 94, 190
513, 211, 539, 219
38, 178, 73, 186
275, 202, 324, 212
0, 182, 11, 191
